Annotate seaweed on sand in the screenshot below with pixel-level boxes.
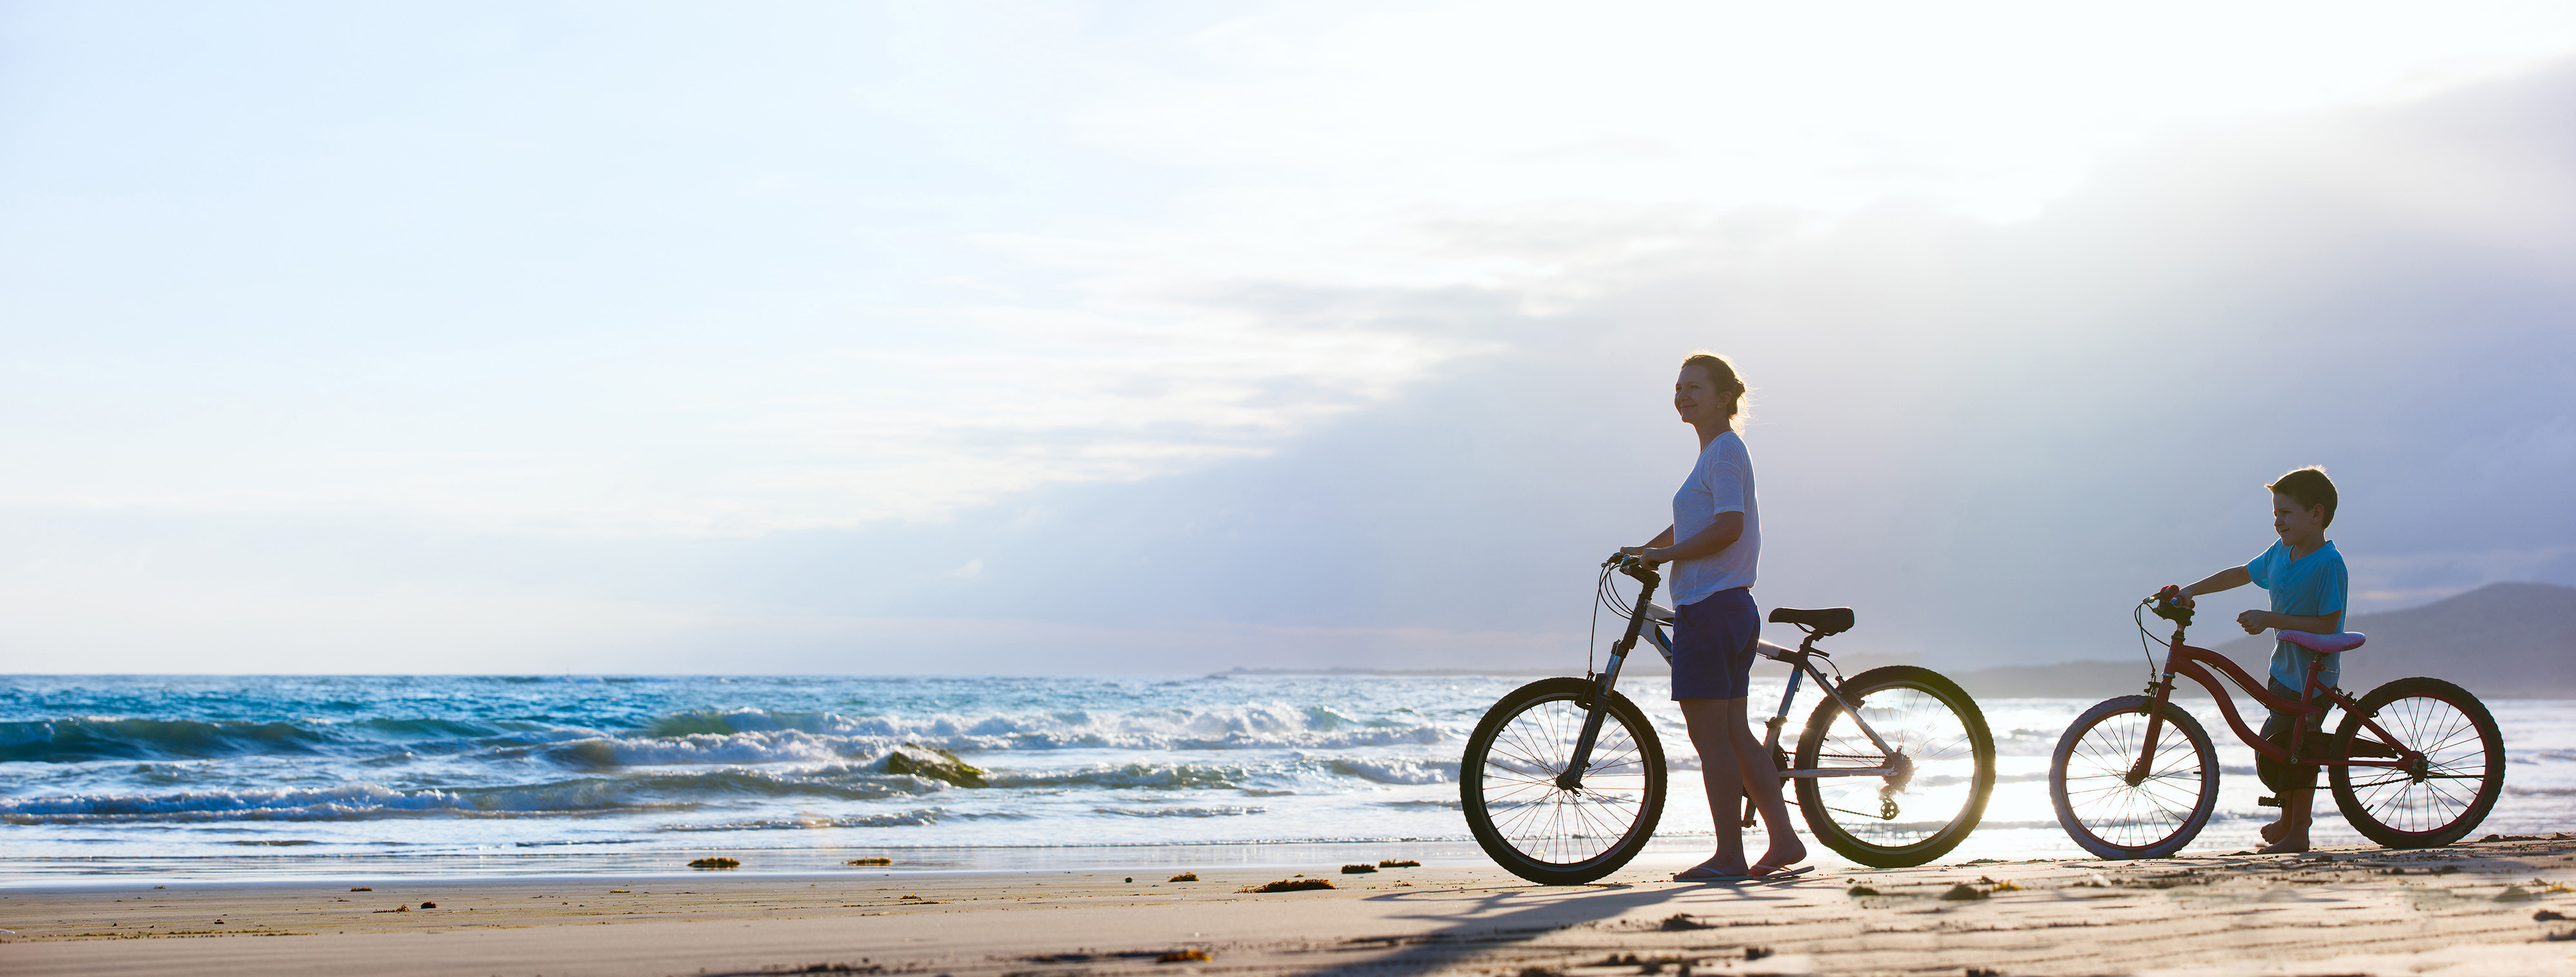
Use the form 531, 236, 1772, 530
1244, 878, 1334, 893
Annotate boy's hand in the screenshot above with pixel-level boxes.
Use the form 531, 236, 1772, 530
2157, 585, 2195, 608
2236, 610, 2269, 635
1618, 545, 1664, 567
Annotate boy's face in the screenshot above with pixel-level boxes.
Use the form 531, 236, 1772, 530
2272, 491, 2326, 547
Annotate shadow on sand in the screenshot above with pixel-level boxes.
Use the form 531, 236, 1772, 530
1311, 874, 1821, 974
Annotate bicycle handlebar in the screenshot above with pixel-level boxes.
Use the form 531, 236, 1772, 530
2146, 589, 2195, 627
1602, 551, 1659, 582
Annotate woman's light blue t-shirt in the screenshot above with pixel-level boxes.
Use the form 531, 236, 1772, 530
1668, 431, 1758, 607
2247, 540, 2349, 689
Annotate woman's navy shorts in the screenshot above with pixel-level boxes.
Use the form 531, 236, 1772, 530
1671, 587, 1759, 701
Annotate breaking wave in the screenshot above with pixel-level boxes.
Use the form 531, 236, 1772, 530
0, 766, 945, 823
632, 706, 1448, 754
0, 705, 1449, 766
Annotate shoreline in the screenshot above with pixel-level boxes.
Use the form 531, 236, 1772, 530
8, 837, 2576, 975
0, 839, 1501, 887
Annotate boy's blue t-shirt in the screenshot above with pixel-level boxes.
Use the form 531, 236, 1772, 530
2246, 540, 2350, 689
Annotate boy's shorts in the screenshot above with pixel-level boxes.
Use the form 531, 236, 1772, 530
1671, 587, 1759, 701
2257, 678, 2324, 793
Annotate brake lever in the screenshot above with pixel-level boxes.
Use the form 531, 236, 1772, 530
2149, 594, 2196, 627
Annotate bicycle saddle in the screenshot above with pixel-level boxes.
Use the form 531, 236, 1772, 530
2278, 630, 2366, 654
1767, 607, 1854, 636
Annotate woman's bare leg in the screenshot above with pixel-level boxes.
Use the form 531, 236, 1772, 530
1678, 697, 1748, 877
1719, 697, 1804, 873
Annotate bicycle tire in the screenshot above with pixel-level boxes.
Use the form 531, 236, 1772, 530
2050, 695, 2219, 859
1461, 677, 1667, 885
1792, 665, 1996, 868
2329, 677, 2505, 849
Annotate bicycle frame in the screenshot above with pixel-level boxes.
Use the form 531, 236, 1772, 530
1641, 618, 1901, 780
1561, 560, 1900, 791
2132, 615, 2420, 783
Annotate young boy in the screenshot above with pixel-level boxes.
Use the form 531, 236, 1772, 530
2156, 466, 2348, 855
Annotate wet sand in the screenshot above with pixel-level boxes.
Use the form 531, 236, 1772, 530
8, 837, 2576, 976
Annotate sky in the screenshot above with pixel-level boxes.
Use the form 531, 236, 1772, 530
5, 1, 2576, 674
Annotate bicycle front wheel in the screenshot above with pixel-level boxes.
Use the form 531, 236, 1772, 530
1460, 677, 1667, 885
1792, 665, 1996, 867
2330, 677, 2504, 849
2050, 695, 2219, 859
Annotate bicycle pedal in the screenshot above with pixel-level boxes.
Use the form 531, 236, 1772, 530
2257, 795, 2280, 808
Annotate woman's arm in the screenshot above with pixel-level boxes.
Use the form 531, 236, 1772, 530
1627, 511, 1742, 565
1619, 526, 1677, 564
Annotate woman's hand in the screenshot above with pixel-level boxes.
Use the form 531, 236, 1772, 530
1618, 545, 1665, 567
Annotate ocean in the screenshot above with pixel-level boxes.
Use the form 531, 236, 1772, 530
3, 674, 2566, 880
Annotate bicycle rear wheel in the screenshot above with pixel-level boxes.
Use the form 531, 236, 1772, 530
2050, 695, 2219, 859
2329, 677, 2504, 849
1461, 677, 1667, 885
1792, 665, 1995, 868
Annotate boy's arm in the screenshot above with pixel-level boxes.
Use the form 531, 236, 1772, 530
2169, 565, 2251, 600
2237, 609, 2344, 635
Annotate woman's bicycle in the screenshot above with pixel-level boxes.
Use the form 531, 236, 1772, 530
2047, 593, 2505, 859
1460, 553, 1998, 884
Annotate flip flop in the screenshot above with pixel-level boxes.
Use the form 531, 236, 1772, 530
1746, 864, 1815, 880
1674, 866, 1752, 882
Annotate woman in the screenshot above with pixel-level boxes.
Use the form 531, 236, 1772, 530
1620, 352, 1806, 882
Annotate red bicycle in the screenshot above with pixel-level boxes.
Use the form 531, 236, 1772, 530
2048, 593, 2504, 859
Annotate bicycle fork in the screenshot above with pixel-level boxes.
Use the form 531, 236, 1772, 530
2129, 635, 2183, 785
1560, 566, 1659, 792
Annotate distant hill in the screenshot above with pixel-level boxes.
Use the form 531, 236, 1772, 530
1955, 582, 2576, 699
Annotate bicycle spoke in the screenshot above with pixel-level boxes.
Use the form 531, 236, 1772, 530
2057, 703, 2208, 851
2322, 686, 2502, 843
1475, 692, 1658, 868
1804, 681, 1985, 853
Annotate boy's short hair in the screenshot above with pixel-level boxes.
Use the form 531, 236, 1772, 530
2267, 466, 2338, 528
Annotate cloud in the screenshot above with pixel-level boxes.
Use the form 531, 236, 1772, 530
8, 7, 2576, 672
803, 57, 2576, 670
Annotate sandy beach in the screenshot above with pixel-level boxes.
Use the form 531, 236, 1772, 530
8, 837, 2576, 976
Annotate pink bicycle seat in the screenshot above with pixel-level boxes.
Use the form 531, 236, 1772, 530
2278, 630, 2366, 654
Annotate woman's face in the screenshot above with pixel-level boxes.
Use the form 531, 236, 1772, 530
1672, 364, 1730, 426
